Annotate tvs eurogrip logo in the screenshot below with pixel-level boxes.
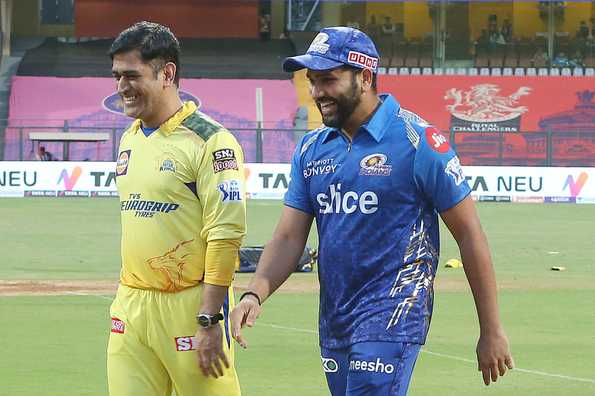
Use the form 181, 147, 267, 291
57, 166, 82, 191
563, 172, 588, 197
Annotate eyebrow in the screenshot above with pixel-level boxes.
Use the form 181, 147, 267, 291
112, 69, 142, 77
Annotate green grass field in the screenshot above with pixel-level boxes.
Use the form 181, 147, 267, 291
1, 198, 594, 395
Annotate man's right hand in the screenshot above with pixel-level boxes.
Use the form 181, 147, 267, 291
231, 294, 261, 349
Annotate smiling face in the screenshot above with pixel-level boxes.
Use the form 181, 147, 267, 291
307, 67, 362, 129
111, 50, 167, 125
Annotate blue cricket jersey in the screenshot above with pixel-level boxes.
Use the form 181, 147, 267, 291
284, 94, 471, 349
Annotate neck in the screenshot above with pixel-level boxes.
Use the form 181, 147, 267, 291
342, 94, 381, 139
141, 91, 184, 128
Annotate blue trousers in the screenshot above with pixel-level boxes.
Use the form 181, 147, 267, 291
321, 342, 421, 396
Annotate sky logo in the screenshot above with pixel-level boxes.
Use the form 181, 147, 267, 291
57, 166, 82, 191
563, 172, 588, 197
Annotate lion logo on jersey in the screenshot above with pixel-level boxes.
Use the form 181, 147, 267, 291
146, 239, 195, 292
445, 84, 531, 122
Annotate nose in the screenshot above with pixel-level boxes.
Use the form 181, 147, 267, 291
310, 82, 325, 100
117, 77, 130, 95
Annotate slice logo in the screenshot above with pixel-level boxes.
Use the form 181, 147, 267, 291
321, 357, 338, 373
116, 150, 131, 176
57, 166, 82, 191
425, 127, 450, 153
563, 172, 588, 197
111, 317, 125, 334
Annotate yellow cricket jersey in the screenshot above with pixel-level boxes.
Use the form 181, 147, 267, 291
115, 101, 246, 292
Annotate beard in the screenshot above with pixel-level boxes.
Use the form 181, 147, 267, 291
317, 73, 362, 128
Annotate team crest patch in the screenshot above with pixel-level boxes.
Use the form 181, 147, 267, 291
321, 357, 339, 373
212, 148, 238, 173
445, 156, 465, 186
425, 127, 450, 153
359, 153, 392, 176
116, 150, 131, 176
111, 317, 125, 334
160, 159, 176, 173
218, 180, 242, 203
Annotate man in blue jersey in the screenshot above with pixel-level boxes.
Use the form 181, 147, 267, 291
231, 26, 513, 395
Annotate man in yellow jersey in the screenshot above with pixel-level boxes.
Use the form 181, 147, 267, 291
107, 21, 245, 396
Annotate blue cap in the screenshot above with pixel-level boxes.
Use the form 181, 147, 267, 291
283, 26, 380, 73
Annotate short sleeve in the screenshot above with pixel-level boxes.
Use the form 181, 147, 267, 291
284, 139, 314, 215
414, 126, 471, 212
196, 130, 247, 242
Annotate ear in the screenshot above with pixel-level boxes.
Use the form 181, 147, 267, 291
361, 68, 374, 93
163, 62, 177, 87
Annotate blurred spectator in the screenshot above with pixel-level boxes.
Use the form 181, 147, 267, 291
552, 52, 581, 68
489, 30, 506, 45
259, 13, 271, 41
346, 20, 360, 29
367, 15, 381, 39
532, 48, 549, 67
501, 19, 512, 43
381, 16, 396, 36
36, 146, 53, 161
577, 20, 589, 40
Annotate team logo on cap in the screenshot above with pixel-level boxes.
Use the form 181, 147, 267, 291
348, 51, 378, 71
308, 33, 330, 54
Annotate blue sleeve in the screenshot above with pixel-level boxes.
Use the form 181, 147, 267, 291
414, 126, 471, 212
284, 140, 314, 215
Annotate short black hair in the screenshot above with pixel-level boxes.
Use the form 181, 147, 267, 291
341, 65, 377, 92
109, 21, 181, 85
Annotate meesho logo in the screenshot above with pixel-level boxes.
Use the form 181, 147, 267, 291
57, 167, 82, 191
563, 172, 588, 197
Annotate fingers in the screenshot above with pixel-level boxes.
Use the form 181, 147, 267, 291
245, 304, 260, 327
498, 358, 508, 376
231, 301, 260, 348
505, 355, 515, 370
481, 365, 491, 386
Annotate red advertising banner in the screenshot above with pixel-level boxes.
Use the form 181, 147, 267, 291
379, 76, 595, 166
378, 76, 594, 133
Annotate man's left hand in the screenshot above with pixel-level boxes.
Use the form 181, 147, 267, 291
476, 328, 514, 385
194, 325, 229, 378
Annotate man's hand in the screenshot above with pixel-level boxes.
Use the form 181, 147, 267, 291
194, 325, 229, 378
230, 295, 261, 349
476, 328, 514, 385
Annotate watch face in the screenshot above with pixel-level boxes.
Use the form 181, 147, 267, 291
198, 315, 211, 328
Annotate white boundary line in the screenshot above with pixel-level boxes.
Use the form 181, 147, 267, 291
60, 293, 595, 386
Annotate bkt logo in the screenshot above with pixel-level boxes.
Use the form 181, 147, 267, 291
563, 172, 588, 197
349, 358, 395, 374
316, 183, 378, 214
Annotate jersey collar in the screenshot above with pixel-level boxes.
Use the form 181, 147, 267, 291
130, 101, 198, 136
322, 94, 400, 144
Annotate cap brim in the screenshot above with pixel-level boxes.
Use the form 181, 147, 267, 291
282, 54, 344, 72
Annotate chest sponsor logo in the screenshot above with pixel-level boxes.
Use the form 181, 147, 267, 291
120, 193, 180, 218
111, 317, 125, 334
349, 358, 395, 374
159, 159, 176, 173
116, 150, 131, 176
218, 180, 242, 202
175, 336, 198, 351
321, 357, 339, 373
445, 156, 465, 186
317, 183, 378, 214
304, 158, 338, 179
425, 127, 450, 153
359, 153, 392, 176
213, 148, 238, 173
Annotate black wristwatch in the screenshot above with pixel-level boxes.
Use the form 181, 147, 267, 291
196, 313, 224, 328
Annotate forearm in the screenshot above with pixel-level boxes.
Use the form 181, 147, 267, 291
199, 283, 229, 315
459, 230, 502, 334
247, 235, 307, 303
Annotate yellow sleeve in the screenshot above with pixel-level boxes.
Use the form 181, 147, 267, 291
196, 129, 247, 243
204, 239, 241, 286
